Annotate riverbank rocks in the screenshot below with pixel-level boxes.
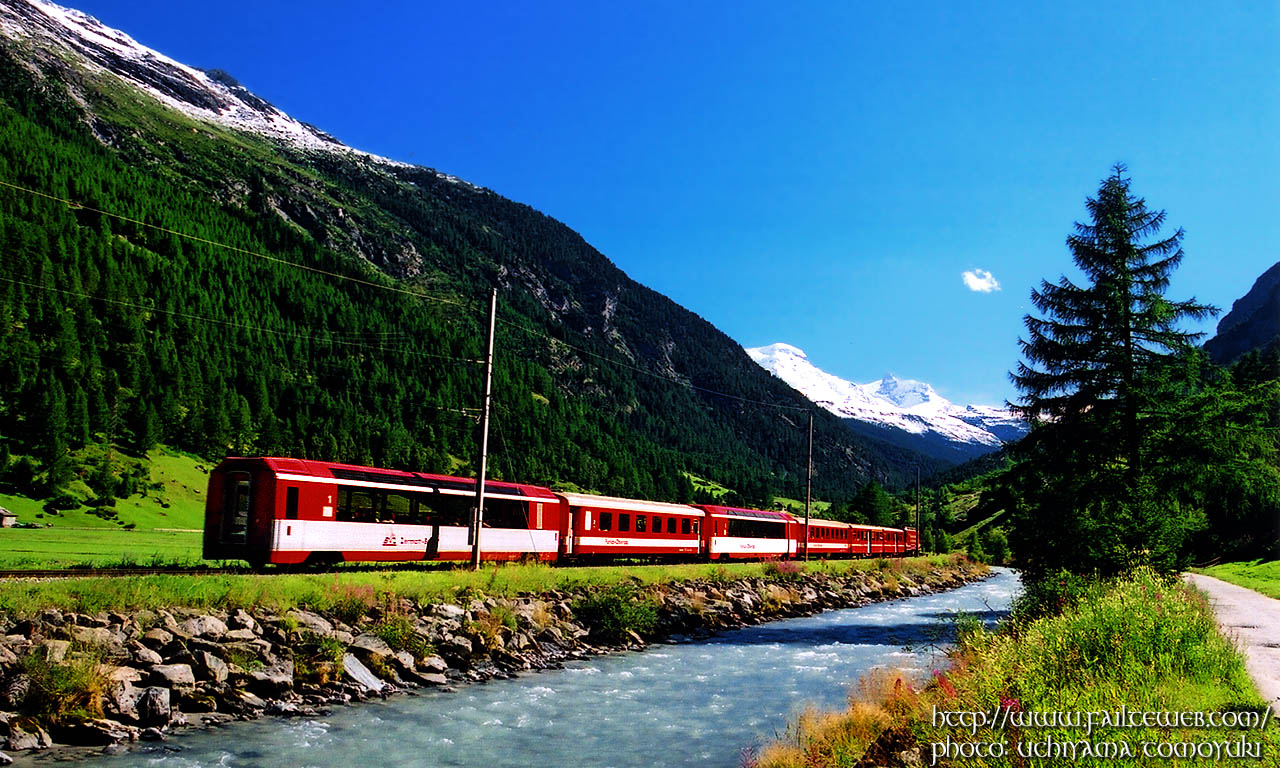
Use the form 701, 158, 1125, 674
0, 558, 987, 759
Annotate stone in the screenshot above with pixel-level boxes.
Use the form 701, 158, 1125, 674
5, 721, 51, 751
0, 750, 11, 765
1, 676, 29, 710
0, 646, 17, 667
350, 634, 394, 660
105, 680, 141, 722
223, 629, 256, 642
149, 664, 196, 691
415, 672, 447, 686
54, 718, 136, 746
197, 651, 229, 683
141, 628, 172, 648
139, 727, 166, 741
229, 609, 258, 632
393, 651, 416, 672
247, 660, 294, 696
180, 616, 228, 639
342, 654, 386, 693
434, 604, 466, 620
106, 665, 144, 683
287, 610, 333, 635
418, 655, 448, 673
39, 639, 70, 662
135, 687, 171, 727
73, 626, 117, 647
131, 642, 164, 666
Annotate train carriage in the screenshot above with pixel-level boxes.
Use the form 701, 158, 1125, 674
796, 517, 853, 559
557, 492, 703, 559
203, 457, 560, 566
699, 505, 795, 559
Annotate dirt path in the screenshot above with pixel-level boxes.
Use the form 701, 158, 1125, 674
1185, 573, 1280, 719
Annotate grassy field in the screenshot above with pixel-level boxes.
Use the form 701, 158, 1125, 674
755, 568, 1279, 767
0, 446, 208, 568
0, 554, 967, 616
1197, 559, 1280, 600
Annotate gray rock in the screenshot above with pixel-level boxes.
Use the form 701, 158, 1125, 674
247, 660, 294, 696
0, 646, 17, 667
105, 680, 141, 723
149, 664, 196, 691
131, 642, 164, 666
139, 727, 166, 741
239, 690, 267, 710
6, 721, 51, 751
434, 604, 466, 620
0, 749, 11, 765
287, 610, 333, 635
1, 676, 28, 710
342, 653, 387, 693
332, 630, 354, 645
141, 628, 172, 649
39, 639, 70, 662
72, 626, 116, 647
392, 651, 416, 673
223, 628, 256, 642
415, 672, 447, 686
180, 615, 228, 639
197, 651, 229, 683
55, 718, 136, 746
419, 655, 448, 673
136, 687, 171, 727
106, 665, 144, 683
229, 609, 258, 632
350, 634, 394, 659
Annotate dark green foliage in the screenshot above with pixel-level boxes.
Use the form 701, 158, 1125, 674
1004, 166, 1279, 579
570, 586, 658, 643
0, 38, 939, 508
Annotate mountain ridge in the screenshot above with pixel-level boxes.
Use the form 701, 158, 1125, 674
746, 343, 1027, 465
0, 0, 948, 507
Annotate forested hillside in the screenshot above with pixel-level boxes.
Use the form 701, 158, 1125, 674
0, 33, 942, 510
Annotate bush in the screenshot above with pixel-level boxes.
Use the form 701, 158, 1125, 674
1010, 568, 1094, 623
19, 645, 108, 724
762, 559, 804, 581
571, 586, 658, 643
372, 613, 432, 659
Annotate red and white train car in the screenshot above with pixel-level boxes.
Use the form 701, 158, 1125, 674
204, 458, 920, 566
556, 492, 703, 559
698, 505, 795, 560
203, 457, 560, 566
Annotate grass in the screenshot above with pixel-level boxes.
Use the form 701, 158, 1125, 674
0, 445, 208, 568
753, 568, 1280, 767
1196, 559, 1280, 600
0, 555, 965, 617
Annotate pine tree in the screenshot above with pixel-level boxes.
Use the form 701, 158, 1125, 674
1006, 165, 1217, 579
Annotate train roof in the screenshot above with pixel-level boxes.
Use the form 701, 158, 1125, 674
216, 457, 558, 500
698, 505, 795, 522
556, 492, 702, 515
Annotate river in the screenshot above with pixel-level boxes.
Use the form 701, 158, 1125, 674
95, 568, 1020, 767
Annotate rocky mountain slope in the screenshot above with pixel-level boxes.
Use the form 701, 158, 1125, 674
1204, 260, 1280, 366
747, 343, 1026, 464
0, 0, 946, 506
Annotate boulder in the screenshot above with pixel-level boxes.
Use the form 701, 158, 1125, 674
196, 651, 229, 683
247, 660, 294, 696
53, 718, 137, 746
130, 642, 163, 666
287, 610, 333, 635
350, 634, 394, 662
180, 615, 228, 640
104, 680, 141, 722
342, 654, 386, 693
419, 655, 448, 673
0, 645, 16, 667
135, 687, 171, 727
223, 628, 257, 642
141, 628, 172, 649
5, 721, 51, 751
229, 609, 258, 632
39, 639, 70, 663
149, 664, 196, 692
72, 626, 116, 647
0, 749, 11, 765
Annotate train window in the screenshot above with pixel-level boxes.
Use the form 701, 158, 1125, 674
693, 520, 699, 534
681, 518, 690, 535
726, 518, 787, 539
598, 512, 612, 531
337, 488, 379, 523
384, 492, 415, 524
485, 499, 529, 529
636, 516, 647, 533
619, 514, 630, 532
667, 517, 676, 534
285, 487, 298, 520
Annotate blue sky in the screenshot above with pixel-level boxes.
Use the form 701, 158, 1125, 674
69, 1, 1280, 406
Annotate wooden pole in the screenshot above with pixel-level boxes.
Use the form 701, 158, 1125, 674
471, 288, 497, 570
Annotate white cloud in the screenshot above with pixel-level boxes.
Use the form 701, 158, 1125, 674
962, 269, 1001, 293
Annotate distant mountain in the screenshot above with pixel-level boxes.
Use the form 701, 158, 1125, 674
1204, 261, 1280, 366
747, 343, 1027, 465
0, 0, 945, 505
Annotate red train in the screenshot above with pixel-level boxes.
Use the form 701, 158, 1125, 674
203, 457, 918, 567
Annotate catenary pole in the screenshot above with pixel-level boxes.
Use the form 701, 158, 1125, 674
471, 288, 498, 570
804, 411, 813, 562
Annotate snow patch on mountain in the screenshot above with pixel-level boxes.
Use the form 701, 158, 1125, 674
746, 343, 1027, 455
0, 0, 479, 185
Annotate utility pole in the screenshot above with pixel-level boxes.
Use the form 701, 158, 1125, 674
470, 287, 497, 571
804, 411, 813, 562
915, 465, 920, 554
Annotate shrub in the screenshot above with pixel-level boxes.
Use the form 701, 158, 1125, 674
571, 585, 658, 643
321, 580, 378, 624
19, 645, 108, 725
372, 613, 431, 659
762, 560, 804, 581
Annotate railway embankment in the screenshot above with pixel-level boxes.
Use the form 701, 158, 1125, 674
0, 556, 986, 762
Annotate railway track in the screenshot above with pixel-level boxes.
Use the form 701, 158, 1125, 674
0, 566, 240, 579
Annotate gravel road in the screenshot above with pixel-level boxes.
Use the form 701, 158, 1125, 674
1185, 572, 1280, 720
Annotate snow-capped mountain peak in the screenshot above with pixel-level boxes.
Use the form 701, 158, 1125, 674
0, 0, 416, 168
746, 343, 1027, 463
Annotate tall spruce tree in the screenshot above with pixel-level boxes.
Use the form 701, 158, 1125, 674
1006, 165, 1216, 579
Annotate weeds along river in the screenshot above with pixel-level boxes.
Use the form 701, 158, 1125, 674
98, 568, 1020, 768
